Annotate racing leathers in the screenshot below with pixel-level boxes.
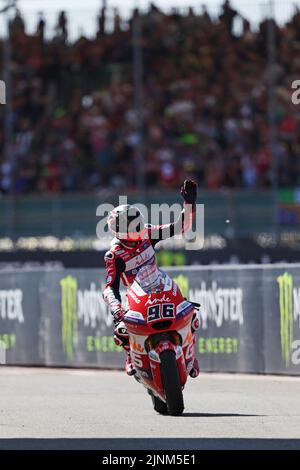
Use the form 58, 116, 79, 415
103, 181, 200, 377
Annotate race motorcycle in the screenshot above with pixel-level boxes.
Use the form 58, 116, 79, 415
123, 265, 199, 416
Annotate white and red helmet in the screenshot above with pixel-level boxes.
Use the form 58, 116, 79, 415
107, 204, 146, 241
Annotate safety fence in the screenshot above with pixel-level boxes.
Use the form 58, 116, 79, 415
0, 265, 299, 375
0, 190, 275, 238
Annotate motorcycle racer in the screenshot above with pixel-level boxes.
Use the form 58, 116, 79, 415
103, 180, 200, 376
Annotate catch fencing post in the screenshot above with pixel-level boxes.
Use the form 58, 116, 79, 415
0, 341, 6, 365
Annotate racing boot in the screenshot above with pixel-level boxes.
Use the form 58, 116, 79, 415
189, 356, 200, 378
113, 321, 136, 376
125, 352, 136, 376
191, 313, 200, 334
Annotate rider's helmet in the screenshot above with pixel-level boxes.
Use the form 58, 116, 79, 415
107, 204, 146, 242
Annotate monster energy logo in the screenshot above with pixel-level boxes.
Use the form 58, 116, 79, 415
60, 276, 78, 360
277, 272, 294, 367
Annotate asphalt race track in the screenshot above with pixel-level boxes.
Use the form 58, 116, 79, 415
0, 367, 300, 450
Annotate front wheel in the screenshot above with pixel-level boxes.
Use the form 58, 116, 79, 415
160, 349, 184, 416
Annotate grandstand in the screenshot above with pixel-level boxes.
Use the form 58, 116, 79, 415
0, 0, 300, 265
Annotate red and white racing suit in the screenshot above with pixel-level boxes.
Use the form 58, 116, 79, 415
103, 202, 195, 315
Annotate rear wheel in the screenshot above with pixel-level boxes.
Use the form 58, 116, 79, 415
160, 350, 184, 416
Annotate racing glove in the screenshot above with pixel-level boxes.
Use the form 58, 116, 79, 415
181, 179, 197, 204
112, 307, 126, 326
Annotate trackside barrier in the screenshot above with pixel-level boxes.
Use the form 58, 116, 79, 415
0, 265, 299, 375
0, 341, 6, 365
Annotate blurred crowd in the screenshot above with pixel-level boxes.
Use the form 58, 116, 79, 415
0, 1, 299, 194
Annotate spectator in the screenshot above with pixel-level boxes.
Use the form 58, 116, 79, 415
9, 9, 25, 36
0, 5, 299, 194
219, 0, 238, 37
97, 6, 106, 37
113, 8, 121, 34
37, 12, 46, 43
57, 11, 68, 40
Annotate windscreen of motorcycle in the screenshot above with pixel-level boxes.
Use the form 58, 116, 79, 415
135, 264, 165, 293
